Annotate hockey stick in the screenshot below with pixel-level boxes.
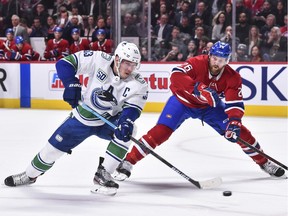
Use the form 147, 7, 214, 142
237, 137, 287, 170
80, 102, 222, 189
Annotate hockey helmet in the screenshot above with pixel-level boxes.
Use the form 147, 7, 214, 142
210, 41, 231, 59
71, 28, 80, 35
54, 26, 63, 33
114, 41, 141, 69
96, 29, 106, 35
5, 28, 14, 36
15, 36, 24, 45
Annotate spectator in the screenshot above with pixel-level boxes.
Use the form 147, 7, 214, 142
221, 25, 240, 50
236, 43, 249, 62
46, 15, 57, 41
33, 3, 49, 27
223, 2, 232, 26
6, 36, 40, 61
244, 0, 264, 17
69, 6, 84, 30
235, 0, 252, 24
275, 0, 286, 27
69, 28, 90, 54
178, 15, 193, 37
121, 12, 138, 37
244, 25, 263, 55
254, 0, 276, 29
208, 0, 227, 18
174, 1, 191, 27
105, 16, 112, 39
197, 35, 210, 55
193, 26, 205, 48
140, 46, 148, 61
168, 26, 187, 55
136, 14, 150, 46
153, 14, 173, 48
83, 0, 106, 19
191, 15, 212, 39
66, 0, 85, 15
250, 45, 263, 62
280, 14, 288, 38
30, 17, 48, 37
191, 1, 211, 26
262, 26, 287, 62
161, 43, 184, 62
185, 40, 198, 59
260, 14, 276, 41
84, 15, 96, 41
43, 27, 69, 61
236, 12, 250, 44
11, 14, 30, 44
90, 29, 113, 54
211, 11, 227, 42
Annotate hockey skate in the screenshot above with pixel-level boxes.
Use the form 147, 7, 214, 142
4, 171, 37, 187
91, 157, 119, 196
260, 160, 286, 178
113, 160, 133, 181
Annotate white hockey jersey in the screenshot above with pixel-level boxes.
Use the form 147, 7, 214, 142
61, 50, 148, 126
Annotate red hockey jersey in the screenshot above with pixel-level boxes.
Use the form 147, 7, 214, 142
44, 38, 70, 61
70, 38, 90, 54
90, 39, 113, 54
7, 43, 40, 61
170, 55, 244, 119
0, 39, 15, 60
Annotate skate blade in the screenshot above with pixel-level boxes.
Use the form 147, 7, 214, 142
112, 171, 129, 181
90, 184, 117, 196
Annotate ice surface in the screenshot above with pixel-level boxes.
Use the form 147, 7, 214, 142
0, 109, 287, 216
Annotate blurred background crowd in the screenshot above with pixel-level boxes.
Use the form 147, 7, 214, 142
0, 0, 287, 62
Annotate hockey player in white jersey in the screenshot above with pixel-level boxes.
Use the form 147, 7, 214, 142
4, 41, 148, 195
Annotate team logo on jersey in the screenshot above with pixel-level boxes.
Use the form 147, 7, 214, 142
91, 87, 117, 110
96, 69, 108, 82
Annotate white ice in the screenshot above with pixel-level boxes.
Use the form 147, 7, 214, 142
0, 109, 287, 216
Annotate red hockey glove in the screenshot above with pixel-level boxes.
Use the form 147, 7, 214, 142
225, 118, 242, 142
194, 82, 220, 107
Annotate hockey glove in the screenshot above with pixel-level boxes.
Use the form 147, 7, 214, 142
225, 118, 242, 142
194, 82, 220, 107
50, 49, 59, 57
63, 79, 82, 108
114, 117, 134, 142
6, 51, 22, 60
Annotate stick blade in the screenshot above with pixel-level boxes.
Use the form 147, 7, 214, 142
199, 177, 222, 189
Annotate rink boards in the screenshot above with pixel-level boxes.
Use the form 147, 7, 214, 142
0, 61, 287, 117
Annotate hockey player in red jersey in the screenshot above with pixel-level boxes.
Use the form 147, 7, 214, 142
43, 26, 69, 61
69, 28, 90, 54
0, 28, 15, 60
90, 29, 113, 54
115, 41, 286, 180
5, 36, 40, 61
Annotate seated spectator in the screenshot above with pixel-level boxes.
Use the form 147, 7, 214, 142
30, 17, 48, 37
262, 26, 287, 62
46, 15, 57, 41
33, 3, 49, 27
250, 45, 263, 62
254, 0, 276, 29
280, 14, 288, 38
211, 11, 227, 42
84, 15, 96, 41
43, 27, 69, 61
236, 12, 250, 44
153, 14, 173, 48
275, 0, 286, 27
185, 40, 198, 59
90, 29, 113, 54
220, 25, 240, 49
121, 12, 138, 37
191, 15, 212, 39
140, 46, 148, 61
161, 43, 184, 62
260, 14, 276, 41
203, 41, 214, 54
197, 36, 209, 55
244, 25, 263, 55
69, 28, 90, 54
168, 26, 187, 55
0, 28, 15, 60
235, 43, 249, 62
5, 36, 40, 61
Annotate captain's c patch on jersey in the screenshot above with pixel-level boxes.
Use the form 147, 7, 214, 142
96, 69, 108, 82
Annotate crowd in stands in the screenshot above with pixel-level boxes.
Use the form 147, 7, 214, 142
0, 0, 287, 62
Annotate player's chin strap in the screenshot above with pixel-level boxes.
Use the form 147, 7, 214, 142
79, 101, 222, 189
113, 58, 121, 83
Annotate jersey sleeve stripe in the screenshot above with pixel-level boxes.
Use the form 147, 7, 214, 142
123, 102, 143, 112
225, 100, 243, 104
171, 66, 186, 73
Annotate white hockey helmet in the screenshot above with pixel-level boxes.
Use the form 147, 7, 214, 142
114, 41, 141, 70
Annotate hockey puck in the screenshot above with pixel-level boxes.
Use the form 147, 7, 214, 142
223, 191, 232, 196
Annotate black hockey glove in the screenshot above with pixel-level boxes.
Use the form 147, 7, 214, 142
225, 118, 242, 142
63, 78, 82, 108
114, 116, 134, 142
